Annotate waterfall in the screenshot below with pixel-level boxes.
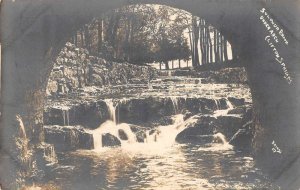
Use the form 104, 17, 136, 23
60, 107, 70, 126
62, 110, 66, 126
170, 97, 180, 114
214, 99, 220, 110
44, 144, 58, 164
66, 109, 70, 126
70, 130, 79, 147
104, 99, 117, 124
91, 121, 137, 150
16, 115, 27, 139
213, 99, 234, 117
213, 133, 228, 144
90, 114, 196, 151
198, 132, 233, 151
226, 99, 234, 109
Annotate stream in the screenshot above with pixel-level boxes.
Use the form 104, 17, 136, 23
42, 76, 278, 190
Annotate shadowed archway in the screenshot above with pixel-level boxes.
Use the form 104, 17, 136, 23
1, 0, 300, 188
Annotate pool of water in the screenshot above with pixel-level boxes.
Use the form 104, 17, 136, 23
49, 142, 278, 190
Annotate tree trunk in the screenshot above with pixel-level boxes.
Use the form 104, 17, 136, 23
220, 33, 223, 63
188, 28, 194, 66
74, 32, 78, 47
214, 29, 219, 63
178, 59, 181, 68
208, 27, 213, 64
84, 26, 90, 52
80, 31, 84, 48
200, 19, 205, 65
192, 17, 200, 67
205, 24, 209, 64
224, 37, 228, 62
98, 19, 103, 54
232, 47, 238, 61
165, 61, 169, 70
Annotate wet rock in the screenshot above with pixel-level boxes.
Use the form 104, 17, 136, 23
102, 133, 121, 147
44, 125, 94, 152
43, 107, 68, 126
228, 106, 246, 115
35, 143, 58, 172
183, 110, 193, 120
228, 97, 245, 107
136, 131, 147, 143
185, 98, 215, 114
129, 125, 147, 143
118, 129, 128, 140
176, 114, 245, 144
229, 121, 254, 152
215, 115, 243, 139
44, 100, 110, 129
242, 107, 253, 123
220, 98, 231, 109
175, 126, 214, 144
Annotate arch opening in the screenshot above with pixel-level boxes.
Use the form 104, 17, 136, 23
1, 0, 300, 189
43, 4, 262, 190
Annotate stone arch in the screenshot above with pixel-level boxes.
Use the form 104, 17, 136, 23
1, 0, 300, 188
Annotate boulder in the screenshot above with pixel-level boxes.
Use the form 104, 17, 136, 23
228, 97, 245, 107
215, 115, 243, 139
129, 124, 147, 143
102, 133, 121, 147
136, 131, 147, 143
175, 126, 214, 144
44, 125, 94, 152
229, 121, 254, 152
183, 110, 193, 120
227, 106, 246, 115
118, 129, 128, 140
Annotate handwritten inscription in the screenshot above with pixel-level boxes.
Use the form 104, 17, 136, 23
272, 140, 282, 154
259, 8, 292, 85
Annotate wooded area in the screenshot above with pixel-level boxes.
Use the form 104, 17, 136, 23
70, 5, 234, 69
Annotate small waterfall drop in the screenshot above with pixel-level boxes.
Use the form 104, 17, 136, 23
57, 106, 70, 126
104, 99, 117, 124
90, 114, 196, 151
213, 99, 235, 117
214, 99, 220, 110
198, 132, 233, 151
226, 99, 234, 109
213, 133, 227, 144
66, 109, 70, 126
91, 120, 137, 150
170, 97, 180, 114
16, 115, 27, 139
43, 144, 58, 164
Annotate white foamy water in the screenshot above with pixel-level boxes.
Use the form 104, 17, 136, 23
89, 114, 199, 154
104, 99, 117, 124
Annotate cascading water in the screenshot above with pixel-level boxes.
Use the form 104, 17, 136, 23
16, 115, 27, 139
54, 105, 70, 126
104, 99, 117, 124
226, 99, 234, 109
66, 109, 70, 126
213, 98, 235, 117
214, 99, 220, 110
198, 132, 233, 151
43, 144, 58, 164
90, 112, 197, 151
91, 120, 138, 150
170, 96, 180, 114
